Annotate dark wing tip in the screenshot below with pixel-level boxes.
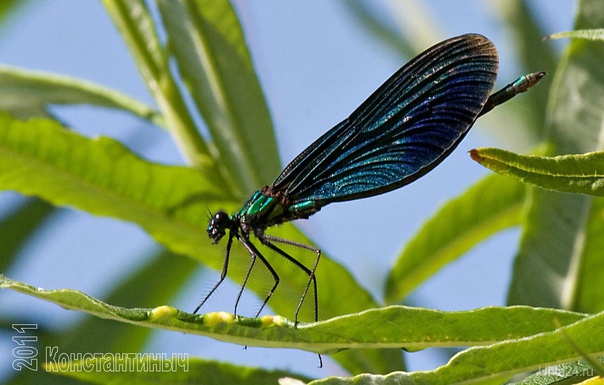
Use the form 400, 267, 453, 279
454, 33, 499, 66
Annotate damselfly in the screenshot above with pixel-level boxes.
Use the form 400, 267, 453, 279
197, 33, 545, 324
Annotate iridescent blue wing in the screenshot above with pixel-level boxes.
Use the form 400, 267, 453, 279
271, 34, 498, 206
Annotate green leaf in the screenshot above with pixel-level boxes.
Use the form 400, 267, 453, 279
307, 310, 604, 385
0, 274, 589, 354
508, 0, 604, 312
385, 174, 525, 304
102, 0, 216, 173
0, 66, 164, 125
102, 0, 166, 87
549, 28, 604, 41
555, 319, 604, 377
0, 113, 227, 257
470, 148, 604, 196
45, 356, 310, 385
157, 0, 280, 193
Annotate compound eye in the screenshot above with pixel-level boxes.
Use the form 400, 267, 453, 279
214, 211, 230, 225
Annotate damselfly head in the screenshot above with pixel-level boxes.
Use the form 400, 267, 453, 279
207, 211, 230, 244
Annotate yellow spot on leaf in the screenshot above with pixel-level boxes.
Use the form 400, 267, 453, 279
204, 311, 235, 327
148, 305, 178, 321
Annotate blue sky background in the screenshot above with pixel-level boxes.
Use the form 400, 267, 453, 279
0, 0, 575, 380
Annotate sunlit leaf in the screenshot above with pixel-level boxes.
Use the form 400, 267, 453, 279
470, 148, 604, 196
0, 66, 163, 125
158, 0, 280, 193
549, 29, 604, 41
307, 310, 604, 385
102, 0, 216, 172
1, 274, 588, 354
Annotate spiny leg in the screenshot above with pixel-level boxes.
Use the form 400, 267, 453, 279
194, 233, 234, 314
260, 235, 323, 367
237, 235, 280, 319
259, 234, 321, 326
233, 233, 259, 316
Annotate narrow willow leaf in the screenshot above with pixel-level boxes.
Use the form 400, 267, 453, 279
385, 174, 525, 304
550, 29, 604, 41
508, 0, 604, 312
1, 274, 589, 355
0, 113, 227, 258
102, 0, 216, 173
555, 321, 604, 377
470, 148, 604, 196
157, 0, 280, 193
307, 310, 604, 385
0, 66, 163, 126
45, 356, 310, 385
102, 0, 165, 83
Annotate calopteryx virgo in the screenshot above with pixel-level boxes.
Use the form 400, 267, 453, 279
197, 33, 545, 324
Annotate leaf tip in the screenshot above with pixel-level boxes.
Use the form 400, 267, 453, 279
469, 148, 483, 163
